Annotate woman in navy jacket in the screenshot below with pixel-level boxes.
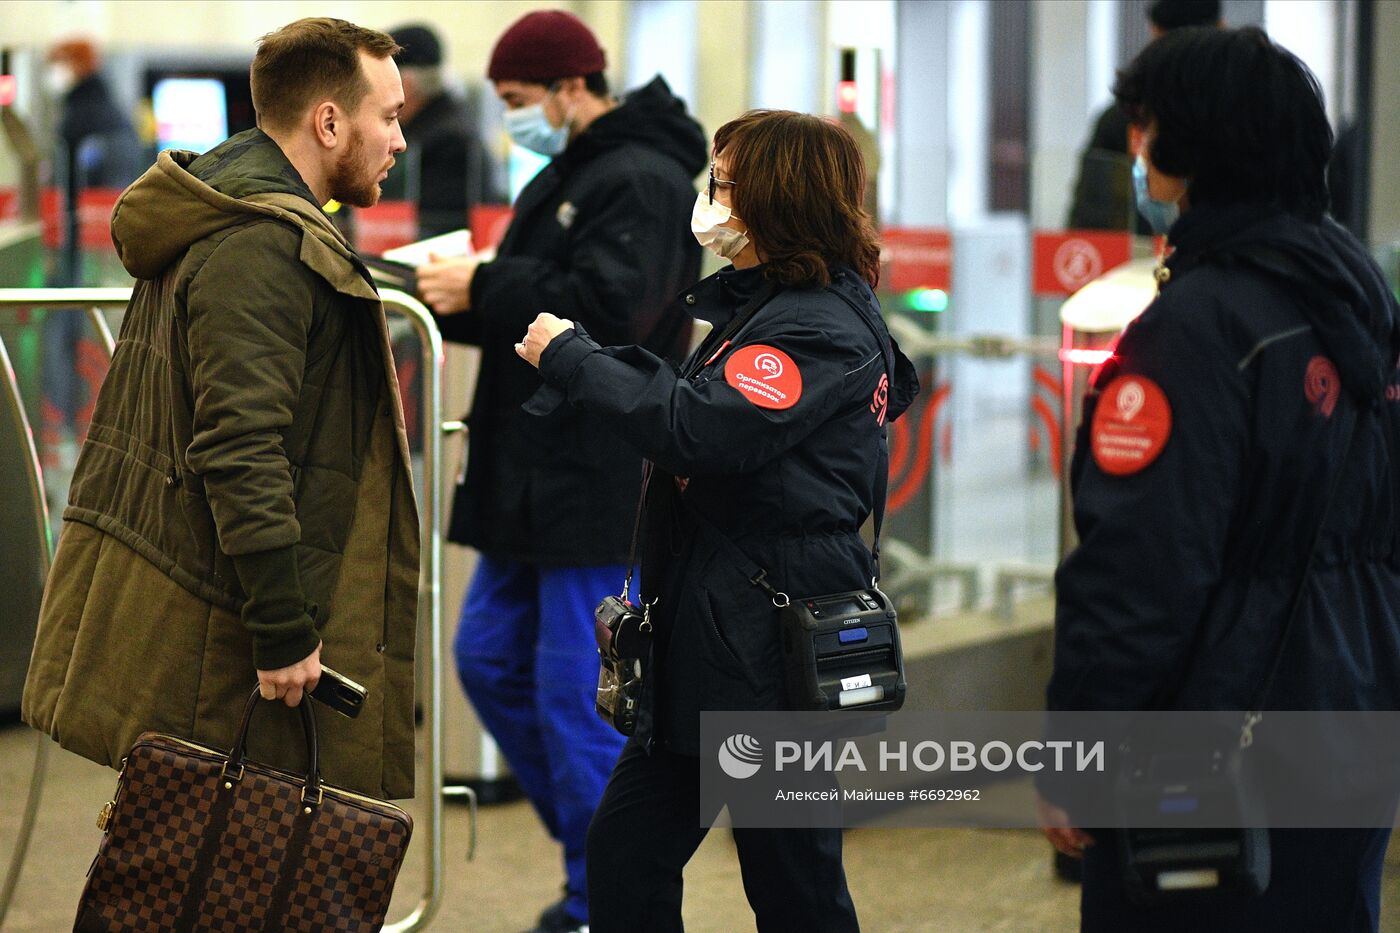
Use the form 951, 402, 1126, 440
1040, 27, 1400, 932
517, 110, 919, 932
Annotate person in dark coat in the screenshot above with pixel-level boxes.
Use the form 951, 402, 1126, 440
39, 37, 146, 478
382, 23, 501, 237
516, 109, 921, 933
414, 11, 705, 933
1064, 0, 1221, 232
1039, 26, 1400, 932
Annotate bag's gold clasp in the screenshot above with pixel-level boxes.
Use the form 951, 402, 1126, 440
96, 800, 115, 832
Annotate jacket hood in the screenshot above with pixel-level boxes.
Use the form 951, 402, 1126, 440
564, 75, 708, 177
1168, 203, 1400, 403
110, 128, 356, 281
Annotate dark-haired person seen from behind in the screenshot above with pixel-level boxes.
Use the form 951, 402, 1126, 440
515, 110, 920, 932
1040, 26, 1400, 932
24, 18, 420, 801
415, 10, 705, 933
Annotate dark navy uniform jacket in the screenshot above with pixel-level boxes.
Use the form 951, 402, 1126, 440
436, 77, 706, 565
533, 264, 920, 753
1048, 203, 1400, 723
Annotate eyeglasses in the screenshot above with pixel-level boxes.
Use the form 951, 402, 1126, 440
708, 161, 737, 205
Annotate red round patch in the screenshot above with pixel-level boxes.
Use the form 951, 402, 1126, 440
1091, 375, 1172, 476
723, 345, 803, 410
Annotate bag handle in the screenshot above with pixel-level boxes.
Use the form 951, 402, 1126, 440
224, 687, 323, 806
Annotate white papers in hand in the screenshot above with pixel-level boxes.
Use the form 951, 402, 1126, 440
382, 228, 473, 267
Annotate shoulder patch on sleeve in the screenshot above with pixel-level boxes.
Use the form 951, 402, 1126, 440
724, 344, 803, 410
1091, 375, 1172, 475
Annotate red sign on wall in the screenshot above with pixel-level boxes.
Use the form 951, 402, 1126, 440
469, 204, 514, 252
77, 188, 123, 251
1032, 230, 1133, 297
881, 227, 952, 292
355, 200, 418, 256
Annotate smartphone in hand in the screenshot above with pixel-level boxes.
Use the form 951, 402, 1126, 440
310, 666, 367, 718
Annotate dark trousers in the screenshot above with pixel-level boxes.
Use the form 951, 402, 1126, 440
587, 740, 860, 932
1081, 828, 1391, 932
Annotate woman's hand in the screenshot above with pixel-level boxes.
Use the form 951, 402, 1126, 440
516, 313, 575, 369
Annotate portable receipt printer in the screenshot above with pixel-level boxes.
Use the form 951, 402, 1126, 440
780, 587, 905, 712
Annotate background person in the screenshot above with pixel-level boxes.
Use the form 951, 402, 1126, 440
382, 22, 502, 238
1064, 0, 1222, 232
1040, 26, 1400, 932
39, 37, 145, 485
23, 17, 420, 801
516, 109, 921, 933
414, 10, 706, 933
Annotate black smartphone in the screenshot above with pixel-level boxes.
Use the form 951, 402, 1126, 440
310, 666, 367, 719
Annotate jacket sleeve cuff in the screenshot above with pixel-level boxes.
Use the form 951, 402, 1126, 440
538, 325, 600, 390
230, 545, 319, 670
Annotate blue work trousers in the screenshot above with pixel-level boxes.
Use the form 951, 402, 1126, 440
454, 555, 628, 925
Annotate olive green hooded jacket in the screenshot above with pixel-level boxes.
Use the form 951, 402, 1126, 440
22, 129, 421, 798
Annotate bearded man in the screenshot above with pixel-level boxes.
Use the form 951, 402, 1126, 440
23, 17, 421, 800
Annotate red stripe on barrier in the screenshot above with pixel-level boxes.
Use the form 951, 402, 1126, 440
1031, 394, 1062, 474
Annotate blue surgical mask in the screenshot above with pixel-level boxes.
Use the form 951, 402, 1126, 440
1132, 155, 1180, 235
504, 93, 571, 157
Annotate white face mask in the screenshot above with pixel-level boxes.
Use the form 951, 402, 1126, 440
690, 190, 750, 260
45, 63, 76, 97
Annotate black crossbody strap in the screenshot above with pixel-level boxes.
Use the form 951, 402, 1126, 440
1244, 405, 1365, 741
684, 504, 791, 607
829, 288, 897, 582
618, 281, 784, 602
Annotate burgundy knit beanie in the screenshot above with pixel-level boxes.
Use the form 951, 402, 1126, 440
488, 10, 607, 83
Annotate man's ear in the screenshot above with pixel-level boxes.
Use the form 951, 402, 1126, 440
312, 100, 342, 150
558, 75, 586, 101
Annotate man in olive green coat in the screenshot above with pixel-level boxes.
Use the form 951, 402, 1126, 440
22, 18, 420, 799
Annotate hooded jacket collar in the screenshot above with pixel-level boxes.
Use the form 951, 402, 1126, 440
109, 128, 377, 301
1165, 202, 1400, 403
556, 75, 708, 177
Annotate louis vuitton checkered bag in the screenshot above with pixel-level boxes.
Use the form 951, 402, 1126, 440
74, 688, 412, 932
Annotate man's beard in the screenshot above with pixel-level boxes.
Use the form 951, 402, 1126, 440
327, 127, 380, 208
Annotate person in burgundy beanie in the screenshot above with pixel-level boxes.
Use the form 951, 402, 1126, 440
415, 10, 705, 933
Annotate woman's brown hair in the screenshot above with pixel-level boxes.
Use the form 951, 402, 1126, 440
713, 110, 881, 290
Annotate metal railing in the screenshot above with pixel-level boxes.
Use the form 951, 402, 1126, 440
0, 287, 451, 931
0, 335, 53, 927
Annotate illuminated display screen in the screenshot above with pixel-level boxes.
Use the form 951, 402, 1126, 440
152, 77, 228, 153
